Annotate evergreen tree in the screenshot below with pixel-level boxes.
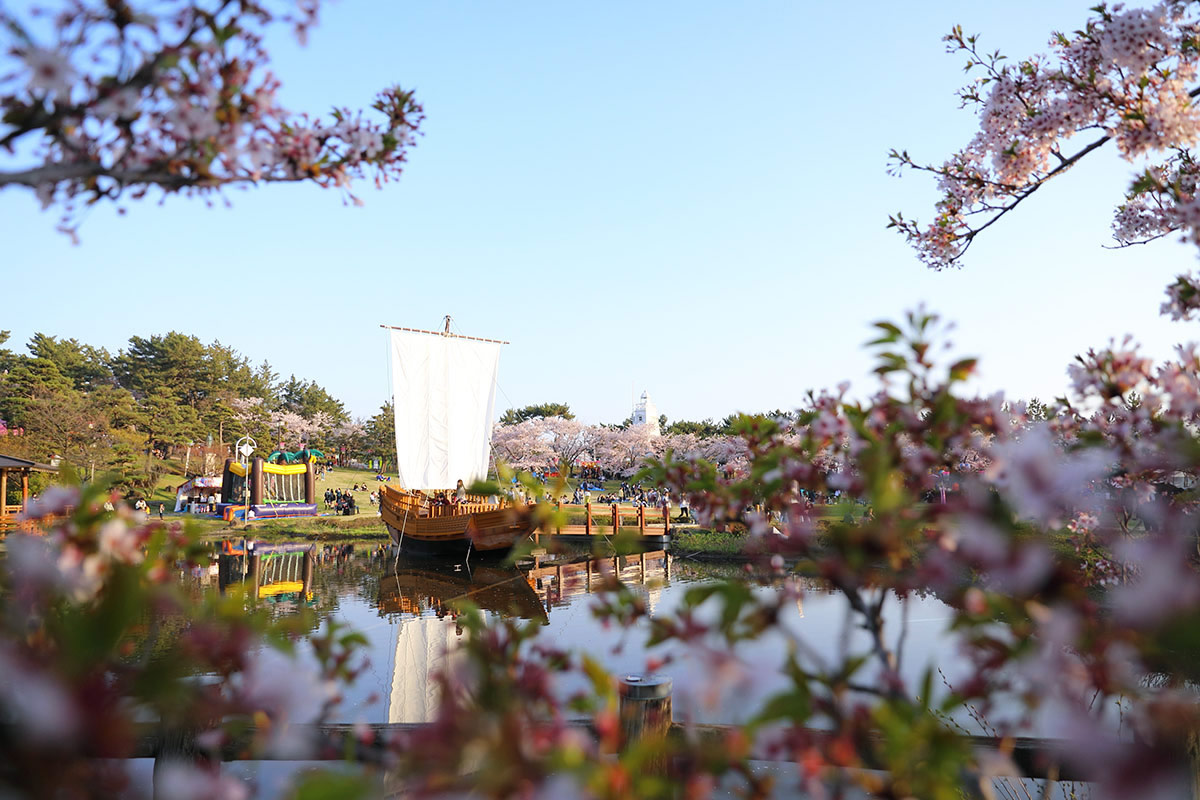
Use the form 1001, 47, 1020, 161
26, 333, 112, 390
499, 402, 574, 425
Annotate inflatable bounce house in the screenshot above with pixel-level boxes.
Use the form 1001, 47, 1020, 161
219, 449, 322, 520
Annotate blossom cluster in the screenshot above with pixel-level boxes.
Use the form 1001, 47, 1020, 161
0, 0, 423, 238
890, 3, 1200, 269
626, 306, 1200, 797
491, 418, 752, 478
0, 483, 364, 798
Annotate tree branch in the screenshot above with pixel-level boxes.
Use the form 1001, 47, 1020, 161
0, 160, 306, 191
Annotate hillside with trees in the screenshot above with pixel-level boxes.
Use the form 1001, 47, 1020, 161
0, 329, 366, 488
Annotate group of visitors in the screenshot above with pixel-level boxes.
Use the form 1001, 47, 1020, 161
129, 497, 169, 520
323, 488, 358, 516
411, 480, 476, 515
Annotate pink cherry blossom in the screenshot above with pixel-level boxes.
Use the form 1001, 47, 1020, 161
20, 46, 76, 99
0, 1, 424, 239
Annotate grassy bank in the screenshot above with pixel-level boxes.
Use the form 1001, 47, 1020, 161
670, 528, 749, 556
165, 507, 389, 545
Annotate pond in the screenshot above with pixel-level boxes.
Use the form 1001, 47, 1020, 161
212, 546, 972, 729
159, 545, 1097, 799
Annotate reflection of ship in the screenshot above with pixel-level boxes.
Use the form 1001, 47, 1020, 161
379, 320, 537, 558
377, 563, 548, 623
381, 555, 670, 725
382, 562, 547, 725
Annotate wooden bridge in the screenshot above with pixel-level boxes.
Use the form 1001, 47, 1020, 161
535, 501, 674, 544
525, 550, 670, 608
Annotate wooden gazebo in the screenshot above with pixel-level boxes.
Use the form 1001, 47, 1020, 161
0, 454, 59, 534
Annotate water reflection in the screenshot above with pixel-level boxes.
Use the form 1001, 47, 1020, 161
214, 548, 965, 728
526, 550, 669, 612
378, 562, 547, 724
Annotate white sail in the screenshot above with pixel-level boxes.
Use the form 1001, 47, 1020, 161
389, 329, 502, 490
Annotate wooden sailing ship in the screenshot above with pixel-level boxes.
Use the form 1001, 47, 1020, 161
378, 319, 536, 558
378, 485, 535, 557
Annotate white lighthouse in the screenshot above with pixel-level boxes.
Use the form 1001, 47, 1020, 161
631, 390, 660, 436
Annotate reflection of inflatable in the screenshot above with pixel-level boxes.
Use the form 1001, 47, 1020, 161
219, 456, 318, 518
217, 542, 315, 606
174, 475, 225, 513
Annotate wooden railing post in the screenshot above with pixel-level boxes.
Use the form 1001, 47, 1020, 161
555, 501, 562, 536
638, 505, 645, 534
618, 674, 672, 773
662, 504, 669, 535
585, 500, 592, 536
611, 503, 619, 536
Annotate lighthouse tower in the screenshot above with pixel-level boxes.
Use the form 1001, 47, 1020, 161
631, 391, 660, 436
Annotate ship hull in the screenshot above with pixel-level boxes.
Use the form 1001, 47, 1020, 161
378, 484, 535, 558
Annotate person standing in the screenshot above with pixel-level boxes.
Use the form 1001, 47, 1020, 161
158, 503, 165, 520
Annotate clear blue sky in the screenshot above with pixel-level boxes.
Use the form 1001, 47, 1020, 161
1, 0, 1193, 424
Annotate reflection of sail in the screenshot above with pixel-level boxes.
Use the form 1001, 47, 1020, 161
389, 614, 459, 724
381, 564, 548, 724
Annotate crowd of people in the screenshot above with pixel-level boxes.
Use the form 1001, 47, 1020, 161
323, 487, 359, 515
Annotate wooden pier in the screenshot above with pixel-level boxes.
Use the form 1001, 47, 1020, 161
535, 501, 673, 545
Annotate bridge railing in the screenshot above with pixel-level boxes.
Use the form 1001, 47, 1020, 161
537, 501, 671, 538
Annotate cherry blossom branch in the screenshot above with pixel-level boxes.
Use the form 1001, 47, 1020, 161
0, 161, 307, 189
894, 7, 1200, 271
0, 0, 423, 238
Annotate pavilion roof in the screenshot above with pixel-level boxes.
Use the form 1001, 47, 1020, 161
0, 454, 58, 472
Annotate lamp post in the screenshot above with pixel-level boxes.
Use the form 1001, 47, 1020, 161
235, 435, 257, 516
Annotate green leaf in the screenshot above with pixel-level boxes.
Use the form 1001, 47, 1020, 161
581, 653, 614, 697
948, 358, 976, 382
751, 686, 811, 727
290, 770, 378, 800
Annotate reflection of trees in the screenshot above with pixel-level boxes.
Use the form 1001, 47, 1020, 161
308, 548, 388, 620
